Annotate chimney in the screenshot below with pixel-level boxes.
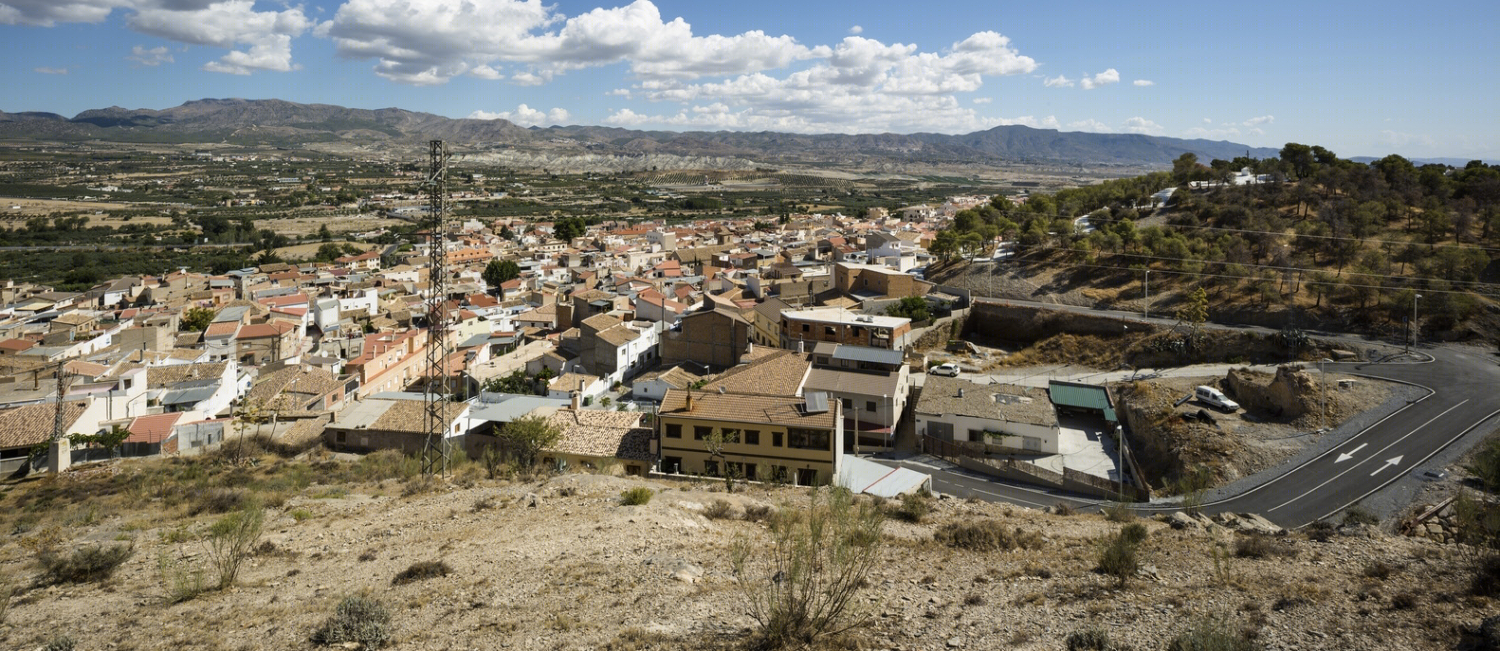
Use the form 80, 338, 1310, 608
685, 390, 694, 412
571, 390, 580, 411
797, 339, 804, 354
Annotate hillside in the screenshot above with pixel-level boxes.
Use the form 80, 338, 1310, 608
0, 451, 1490, 651
0, 98, 1277, 166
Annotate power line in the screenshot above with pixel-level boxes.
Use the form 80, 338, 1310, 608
996, 247, 1494, 297
1082, 213, 1500, 256
1001, 241, 1500, 294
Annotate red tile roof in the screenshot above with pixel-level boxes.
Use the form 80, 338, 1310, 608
236, 322, 296, 340
126, 412, 184, 444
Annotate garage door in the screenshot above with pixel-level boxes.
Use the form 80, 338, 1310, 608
927, 421, 954, 442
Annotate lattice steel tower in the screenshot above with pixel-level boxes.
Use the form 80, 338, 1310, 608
421, 140, 452, 477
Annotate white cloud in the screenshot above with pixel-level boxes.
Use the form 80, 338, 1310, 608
32, 66, 67, 74
0, 1, 309, 73
1203, 118, 1212, 124
468, 104, 570, 126
128, 1, 312, 74
1123, 116, 1162, 135
323, 0, 822, 85
1068, 119, 1110, 133
126, 45, 173, 66
1242, 115, 1274, 127
0, 0, 122, 26
848, 25, 862, 35
1132, 79, 1154, 86
971, 97, 992, 104
607, 88, 632, 97
1043, 75, 1073, 88
1079, 68, 1119, 90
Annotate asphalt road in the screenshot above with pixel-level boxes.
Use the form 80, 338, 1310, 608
886, 292, 1500, 529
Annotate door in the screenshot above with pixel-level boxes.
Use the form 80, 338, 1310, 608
927, 421, 954, 442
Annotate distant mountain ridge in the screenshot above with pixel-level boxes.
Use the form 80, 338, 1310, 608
0, 97, 1282, 166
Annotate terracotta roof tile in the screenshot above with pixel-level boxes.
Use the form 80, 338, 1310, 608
660, 389, 835, 429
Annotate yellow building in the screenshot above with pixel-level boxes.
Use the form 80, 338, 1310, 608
657, 388, 843, 486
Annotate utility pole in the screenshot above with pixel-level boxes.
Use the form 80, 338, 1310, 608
1409, 293, 1421, 353
1142, 269, 1151, 321
421, 140, 452, 477
1319, 358, 1334, 430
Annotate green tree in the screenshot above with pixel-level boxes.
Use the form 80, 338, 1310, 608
318, 224, 332, 242
497, 414, 562, 467
554, 217, 586, 242
1176, 287, 1209, 330
885, 296, 931, 322
180, 307, 215, 332
315, 242, 345, 262
482, 258, 520, 290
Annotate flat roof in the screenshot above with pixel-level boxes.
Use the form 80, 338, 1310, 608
782, 307, 907, 328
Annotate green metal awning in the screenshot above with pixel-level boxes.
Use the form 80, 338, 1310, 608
1047, 380, 1117, 423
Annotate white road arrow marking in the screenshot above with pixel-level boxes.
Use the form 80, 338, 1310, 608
1370, 456, 1404, 476
1335, 443, 1368, 463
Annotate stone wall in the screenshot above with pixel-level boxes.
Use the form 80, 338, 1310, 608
1225, 365, 1316, 419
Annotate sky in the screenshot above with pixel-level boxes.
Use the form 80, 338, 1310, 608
1, 0, 1496, 160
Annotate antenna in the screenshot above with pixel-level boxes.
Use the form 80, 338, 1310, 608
421, 140, 452, 477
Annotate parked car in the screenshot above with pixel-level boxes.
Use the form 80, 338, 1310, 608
1195, 385, 1240, 412
929, 362, 961, 377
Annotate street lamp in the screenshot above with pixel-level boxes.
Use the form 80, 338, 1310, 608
1409, 294, 1422, 353
1318, 358, 1334, 430
1142, 269, 1151, 320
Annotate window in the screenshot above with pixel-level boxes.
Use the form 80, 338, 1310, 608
663, 456, 683, 474
704, 460, 720, 477
801, 323, 810, 332
694, 426, 712, 440
824, 326, 836, 336
744, 430, 760, 445
721, 428, 740, 443
336, 431, 347, 444
665, 424, 682, 439
744, 463, 758, 481
772, 431, 783, 447
788, 428, 830, 451
866, 401, 877, 413
969, 429, 985, 443
841, 398, 852, 409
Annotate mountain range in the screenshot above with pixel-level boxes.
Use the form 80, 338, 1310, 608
0, 98, 1282, 167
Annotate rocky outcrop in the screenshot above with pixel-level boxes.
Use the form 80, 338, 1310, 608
1225, 365, 1318, 419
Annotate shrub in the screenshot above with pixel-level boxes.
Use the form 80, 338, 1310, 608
704, 499, 734, 520
290, 508, 313, 522
42, 636, 75, 651
1165, 615, 1258, 651
744, 504, 775, 522
1102, 500, 1136, 523
1466, 436, 1500, 492
1363, 561, 1394, 580
392, 561, 452, 586
205, 504, 264, 589
731, 488, 883, 648
1066, 626, 1129, 651
1302, 521, 1336, 542
889, 492, 929, 523
191, 487, 246, 515
38, 543, 134, 584
1053, 502, 1076, 516
1390, 591, 1419, 610
1097, 524, 1149, 589
312, 594, 392, 648
620, 487, 653, 506
934, 520, 1043, 552
1341, 507, 1379, 527
157, 551, 209, 604
1233, 535, 1275, 559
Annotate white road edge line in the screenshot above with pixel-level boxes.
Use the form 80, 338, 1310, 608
1267, 400, 1467, 512
1193, 369, 1435, 509
1304, 406, 1500, 528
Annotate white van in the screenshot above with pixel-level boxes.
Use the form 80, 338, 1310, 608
1195, 385, 1240, 412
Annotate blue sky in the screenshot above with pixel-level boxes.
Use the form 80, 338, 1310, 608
1, 0, 1496, 160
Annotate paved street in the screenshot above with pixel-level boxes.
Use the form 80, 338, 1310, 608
891, 294, 1500, 528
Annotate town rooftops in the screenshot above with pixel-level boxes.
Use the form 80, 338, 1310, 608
782, 307, 907, 328
660, 389, 836, 429
126, 412, 184, 444
543, 409, 653, 461
916, 375, 1057, 427
0, 400, 87, 449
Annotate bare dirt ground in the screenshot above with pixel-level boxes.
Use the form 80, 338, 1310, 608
1126, 372, 1396, 485
273, 241, 383, 261
0, 459, 1489, 651
268, 213, 406, 238
0, 198, 144, 217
